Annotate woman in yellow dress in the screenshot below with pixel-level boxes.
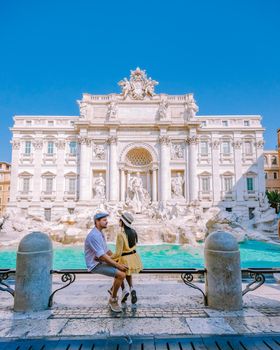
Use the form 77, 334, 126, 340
110, 212, 143, 304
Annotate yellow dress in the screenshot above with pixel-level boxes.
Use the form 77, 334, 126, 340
111, 229, 143, 276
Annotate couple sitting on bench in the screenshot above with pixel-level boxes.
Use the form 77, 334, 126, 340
84, 212, 143, 313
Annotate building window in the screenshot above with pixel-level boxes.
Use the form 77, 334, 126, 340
47, 141, 54, 155
244, 120, 250, 126
201, 121, 206, 127
247, 177, 254, 191
48, 121, 54, 126
265, 172, 268, 179
46, 178, 53, 193
249, 208, 255, 220
222, 141, 231, 155
68, 208, 74, 214
264, 156, 268, 165
272, 156, 278, 165
274, 172, 278, 179
200, 141, 208, 155
69, 178, 76, 193
244, 141, 253, 155
222, 120, 228, 127
23, 178, 30, 193
224, 177, 233, 192
225, 207, 232, 212
69, 141, 77, 155
24, 141, 31, 155
44, 208, 51, 221
26, 120, 32, 126
201, 177, 210, 192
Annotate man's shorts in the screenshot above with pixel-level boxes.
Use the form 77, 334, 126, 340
90, 263, 117, 278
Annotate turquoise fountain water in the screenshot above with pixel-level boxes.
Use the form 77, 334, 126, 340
0, 241, 279, 269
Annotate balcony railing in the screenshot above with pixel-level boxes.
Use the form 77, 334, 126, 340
40, 191, 56, 201
16, 191, 33, 201
63, 191, 79, 201
198, 190, 213, 201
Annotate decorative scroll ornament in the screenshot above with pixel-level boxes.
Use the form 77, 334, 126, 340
118, 67, 158, 100
158, 135, 171, 145
11, 139, 21, 150
79, 136, 91, 146
55, 139, 66, 150
32, 139, 43, 150
210, 140, 220, 149
255, 140, 265, 149
232, 140, 243, 149
106, 135, 117, 145
186, 136, 199, 145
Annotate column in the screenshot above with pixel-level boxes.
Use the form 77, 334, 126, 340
79, 136, 91, 201
159, 135, 171, 203
152, 167, 157, 202
233, 138, 244, 203
120, 168, 126, 202
55, 139, 66, 202
187, 134, 198, 202
146, 171, 151, 196
211, 139, 221, 204
256, 138, 265, 195
32, 138, 43, 203
107, 135, 119, 202
9, 138, 21, 205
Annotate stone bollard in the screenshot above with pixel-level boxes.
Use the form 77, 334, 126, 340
14, 231, 53, 312
204, 231, 242, 310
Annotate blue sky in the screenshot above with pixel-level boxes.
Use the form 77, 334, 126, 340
0, 0, 279, 162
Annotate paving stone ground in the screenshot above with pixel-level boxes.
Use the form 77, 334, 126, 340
0, 274, 280, 339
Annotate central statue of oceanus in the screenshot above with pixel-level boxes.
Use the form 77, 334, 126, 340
118, 67, 158, 100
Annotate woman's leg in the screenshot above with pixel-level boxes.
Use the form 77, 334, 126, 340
126, 275, 133, 289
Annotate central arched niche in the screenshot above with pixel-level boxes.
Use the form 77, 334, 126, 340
125, 147, 153, 167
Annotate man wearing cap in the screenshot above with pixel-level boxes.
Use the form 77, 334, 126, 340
84, 212, 128, 313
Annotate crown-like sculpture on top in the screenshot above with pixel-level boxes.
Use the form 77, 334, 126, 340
118, 67, 159, 100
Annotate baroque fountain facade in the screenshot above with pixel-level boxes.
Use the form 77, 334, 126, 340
1, 68, 278, 246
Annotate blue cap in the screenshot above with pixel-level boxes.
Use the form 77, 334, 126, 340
94, 212, 109, 221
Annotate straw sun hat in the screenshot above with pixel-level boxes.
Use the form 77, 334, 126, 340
120, 212, 134, 228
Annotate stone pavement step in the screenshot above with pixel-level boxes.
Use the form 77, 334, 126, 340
1, 334, 280, 350
50, 306, 208, 319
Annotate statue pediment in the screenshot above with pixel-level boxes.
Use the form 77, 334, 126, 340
118, 67, 158, 100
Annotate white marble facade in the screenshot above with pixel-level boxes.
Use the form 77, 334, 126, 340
9, 68, 265, 220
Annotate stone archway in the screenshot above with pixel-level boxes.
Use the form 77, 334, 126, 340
119, 145, 158, 205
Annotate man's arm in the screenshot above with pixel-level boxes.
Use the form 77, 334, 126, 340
99, 253, 128, 272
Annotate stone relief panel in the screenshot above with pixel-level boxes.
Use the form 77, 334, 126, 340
171, 143, 184, 160
93, 143, 106, 160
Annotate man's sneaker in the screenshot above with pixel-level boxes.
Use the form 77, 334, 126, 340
109, 297, 122, 313
131, 289, 137, 304
121, 290, 129, 303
